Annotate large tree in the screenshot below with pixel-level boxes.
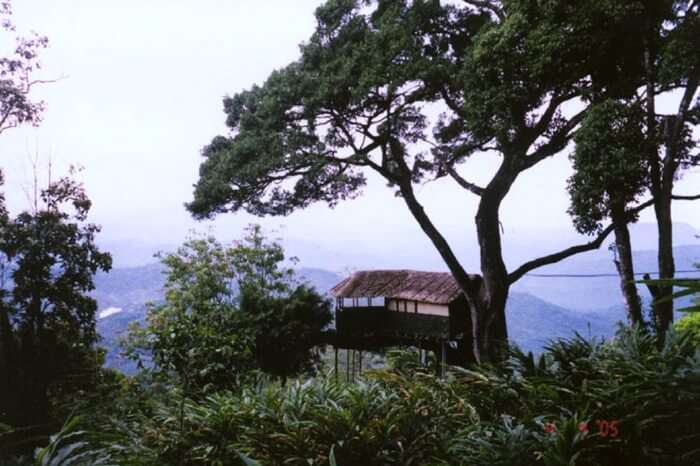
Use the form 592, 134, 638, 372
188, 0, 693, 363
567, 100, 649, 326
565, 1, 700, 335
636, 0, 700, 335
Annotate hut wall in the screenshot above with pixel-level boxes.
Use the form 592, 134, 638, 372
386, 299, 449, 316
416, 302, 449, 316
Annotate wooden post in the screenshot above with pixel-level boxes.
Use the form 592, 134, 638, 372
334, 347, 338, 381
346, 349, 351, 382
359, 351, 363, 375
353, 350, 358, 378
352, 349, 356, 380
441, 341, 447, 378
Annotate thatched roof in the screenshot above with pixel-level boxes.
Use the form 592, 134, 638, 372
330, 270, 467, 305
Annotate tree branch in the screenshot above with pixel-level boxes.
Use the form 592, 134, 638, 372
445, 165, 484, 196
507, 200, 654, 284
398, 178, 481, 292
520, 109, 587, 171
440, 87, 468, 119
507, 193, 700, 284
524, 91, 578, 148
663, 69, 699, 178
672, 193, 700, 201
462, 0, 504, 21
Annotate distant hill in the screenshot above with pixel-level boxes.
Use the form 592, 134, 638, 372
512, 245, 700, 310
506, 292, 619, 353
95, 263, 630, 371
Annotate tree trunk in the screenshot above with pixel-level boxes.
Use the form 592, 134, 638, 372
0, 304, 19, 424
474, 192, 509, 363
397, 180, 483, 363
397, 158, 514, 364
611, 206, 644, 326
653, 194, 675, 335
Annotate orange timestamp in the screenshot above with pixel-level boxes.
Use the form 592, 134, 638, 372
542, 419, 620, 438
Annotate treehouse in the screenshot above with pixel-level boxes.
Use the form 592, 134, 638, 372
327, 270, 473, 371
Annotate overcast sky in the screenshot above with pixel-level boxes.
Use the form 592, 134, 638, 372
1, 1, 699, 269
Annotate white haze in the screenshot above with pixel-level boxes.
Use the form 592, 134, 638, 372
0, 1, 698, 273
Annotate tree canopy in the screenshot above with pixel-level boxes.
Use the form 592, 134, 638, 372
0, 1, 49, 135
189, 0, 700, 361
0, 171, 111, 429
129, 226, 332, 392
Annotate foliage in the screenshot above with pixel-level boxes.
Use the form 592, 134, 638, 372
640, 273, 700, 314
664, 263, 700, 344
0, 0, 49, 135
568, 100, 648, 235
675, 313, 700, 346
245, 283, 332, 380
185, 0, 628, 220
38, 328, 700, 465
0, 170, 111, 437
125, 234, 257, 392
126, 226, 332, 393
188, 0, 687, 363
567, 99, 650, 325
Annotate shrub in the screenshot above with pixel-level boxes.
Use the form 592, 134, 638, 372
37, 328, 700, 465
675, 313, 700, 347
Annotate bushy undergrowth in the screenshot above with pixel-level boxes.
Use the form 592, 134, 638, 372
36, 328, 700, 466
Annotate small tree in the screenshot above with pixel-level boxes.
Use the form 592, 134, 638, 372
234, 226, 332, 382
128, 235, 257, 393
131, 226, 331, 392
568, 100, 648, 326
0, 170, 111, 428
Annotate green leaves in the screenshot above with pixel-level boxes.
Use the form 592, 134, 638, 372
640, 277, 700, 313
567, 99, 648, 235
0, 171, 111, 434
188, 1, 487, 218
37, 327, 700, 465
127, 225, 332, 394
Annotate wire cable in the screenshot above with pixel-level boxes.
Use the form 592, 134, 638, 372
525, 269, 700, 278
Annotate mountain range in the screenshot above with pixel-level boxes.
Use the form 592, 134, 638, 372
94, 224, 699, 372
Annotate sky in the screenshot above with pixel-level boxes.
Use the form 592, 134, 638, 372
1, 1, 699, 270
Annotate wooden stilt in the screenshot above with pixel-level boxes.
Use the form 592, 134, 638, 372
359, 351, 363, 375
435, 346, 441, 376
418, 340, 423, 367
346, 349, 350, 382
334, 347, 338, 381
441, 341, 447, 378
353, 350, 357, 379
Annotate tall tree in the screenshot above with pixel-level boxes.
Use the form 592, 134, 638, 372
188, 0, 664, 363
564, 1, 700, 335
639, 0, 700, 335
0, 171, 111, 428
567, 100, 648, 326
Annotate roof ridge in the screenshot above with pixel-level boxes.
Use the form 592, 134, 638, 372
331, 269, 464, 304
